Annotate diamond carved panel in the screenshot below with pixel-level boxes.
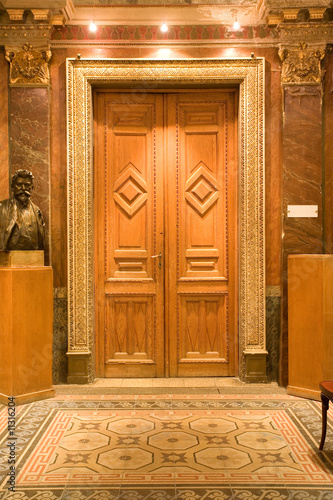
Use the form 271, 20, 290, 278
113, 164, 148, 218
185, 163, 219, 216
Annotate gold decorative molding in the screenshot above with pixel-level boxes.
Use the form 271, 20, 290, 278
280, 23, 333, 43
5, 42, 52, 85
52, 15, 66, 26
267, 13, 284, 25
31, 9, 52, 22
279, 42, 325, 85
282, 8, 299, 20
0, 25, 52, 46
308, 7, 327, 19
6, 9, 25, 21
66, 58, 266, 382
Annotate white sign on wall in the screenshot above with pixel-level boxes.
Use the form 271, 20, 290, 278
287, 205, 318, 218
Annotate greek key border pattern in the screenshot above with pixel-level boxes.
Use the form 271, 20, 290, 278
66, 58, 265, 381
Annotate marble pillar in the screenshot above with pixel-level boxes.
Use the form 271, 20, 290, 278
5, 43, 51, 264
4, 42, 60, 380
324, 49, 333, 255
280, 43, 325, 386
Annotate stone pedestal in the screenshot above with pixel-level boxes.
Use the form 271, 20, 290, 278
0, 252, 54, 405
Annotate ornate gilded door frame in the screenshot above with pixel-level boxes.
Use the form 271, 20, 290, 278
66, 58, 266, 383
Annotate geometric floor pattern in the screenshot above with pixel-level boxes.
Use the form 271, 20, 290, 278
1, 394, 333, 499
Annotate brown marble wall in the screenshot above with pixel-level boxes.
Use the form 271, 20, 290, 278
281, 85, 323, 386
266, 296, 281, 382
50, 50, 68, 288
0, 47, 9, 201
263, 51, 283, 287
53, 287, 68, 384
324, 49, 333, 254
10, 87, 51, 263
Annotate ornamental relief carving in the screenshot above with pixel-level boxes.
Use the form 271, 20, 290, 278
279, 42, 325, 84
5, 42, 52, 85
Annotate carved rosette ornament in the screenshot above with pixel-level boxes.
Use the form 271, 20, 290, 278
5, 42, 52, 85
279, 42, 325, 85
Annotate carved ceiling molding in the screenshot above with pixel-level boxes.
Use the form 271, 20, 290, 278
258, 0, 331, 21
266, 8, 328, 25
0, 0, 332, 28
0, 24, 52, 48
279, 41, 325, 85
2, 0, 74, 26
279, 23, 333, 43
5, 41, 52, 85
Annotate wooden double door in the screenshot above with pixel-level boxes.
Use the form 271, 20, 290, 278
95, 90, 238, 378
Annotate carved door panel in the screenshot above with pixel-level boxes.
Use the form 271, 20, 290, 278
95, 92, 165, 377
166, 92, 238, 377
95, 90, 237, 377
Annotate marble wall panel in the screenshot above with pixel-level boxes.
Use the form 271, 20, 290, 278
0, 47, 9, 201
50, 50, 68, 287
283, 86, 323, 254
53, 287, 68, 384
281, 85, 323, 386
10, 87, 51, 263
324, 50, 333, 254
263, 50, 283, 286
266, 296, 281, 383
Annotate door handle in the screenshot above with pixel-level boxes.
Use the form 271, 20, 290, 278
151, 252, 162, 269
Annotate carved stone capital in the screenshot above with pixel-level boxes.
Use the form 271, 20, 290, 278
279, 42, 325, 85
5, 42, 52, 86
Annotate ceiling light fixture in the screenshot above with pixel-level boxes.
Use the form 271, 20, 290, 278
160, 0, 168, 33
89, 0, 97, 32
232, 10, 240, 30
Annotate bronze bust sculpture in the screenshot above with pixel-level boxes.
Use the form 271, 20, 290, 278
0, 169, 45, 251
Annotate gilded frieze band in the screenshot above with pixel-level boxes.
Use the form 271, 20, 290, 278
66, 58, 266, 382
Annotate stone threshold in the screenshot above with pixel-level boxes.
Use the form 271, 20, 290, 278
55, 377, 287, 395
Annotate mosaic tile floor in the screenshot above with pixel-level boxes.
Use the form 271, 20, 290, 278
1, 391, 333, 499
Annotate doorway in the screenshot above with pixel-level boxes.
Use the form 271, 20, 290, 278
94, 89, 238, 378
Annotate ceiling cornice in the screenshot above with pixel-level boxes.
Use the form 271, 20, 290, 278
1, 0, 333, 44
